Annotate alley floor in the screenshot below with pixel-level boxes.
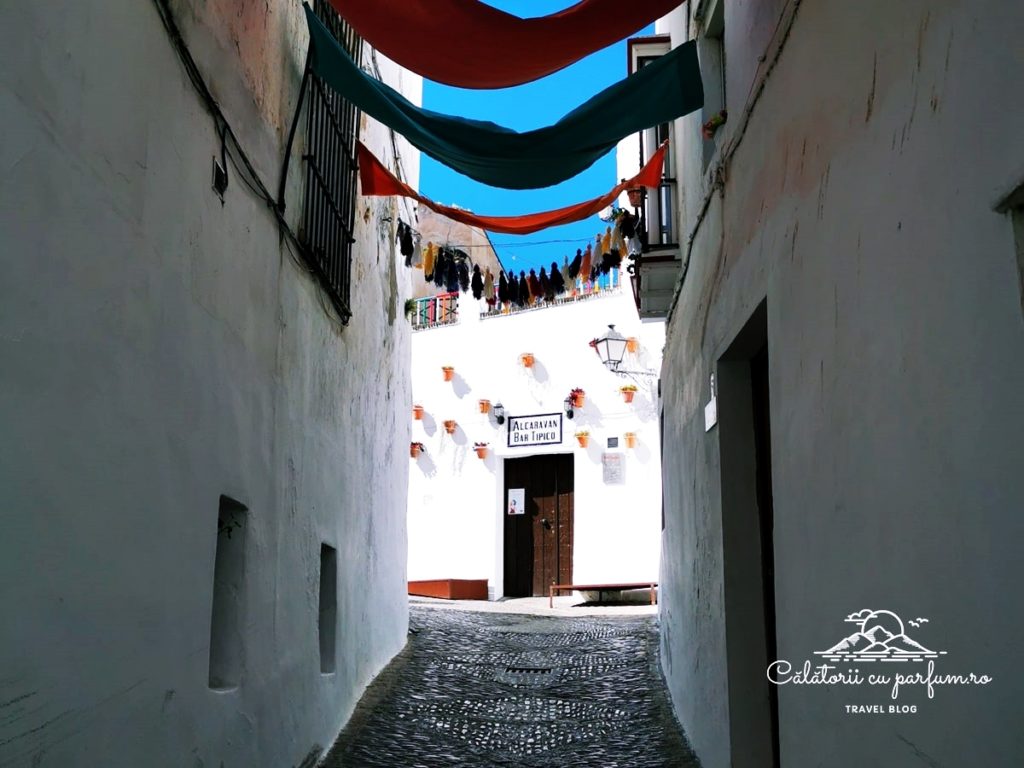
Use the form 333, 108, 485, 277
322, 604, 699, 767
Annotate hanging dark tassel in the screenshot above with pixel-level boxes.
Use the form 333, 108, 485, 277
517, 271, 528, 306
498, 270, 509, 305
619, 211, 638, 238
471, 264, 484, 299
540, 267, 554, 302
397, 221, 414, 265
527, 269, 541, 300
446, 255, 461, 293
550, 261, 565, 295
433, 248, 447, 287
458, 260, 471, 293
569, 249, 582, 280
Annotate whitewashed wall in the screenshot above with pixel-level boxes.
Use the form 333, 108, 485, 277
656, 1, 1024, 767
408, 287, 664, 598
0, 1, 419, 766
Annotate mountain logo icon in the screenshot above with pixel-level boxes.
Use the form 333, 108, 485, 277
815, 609, 947, 663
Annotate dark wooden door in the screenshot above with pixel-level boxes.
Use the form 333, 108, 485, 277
503, 454, 574, 597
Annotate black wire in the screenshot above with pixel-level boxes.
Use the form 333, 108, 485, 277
150, 0, 346, 328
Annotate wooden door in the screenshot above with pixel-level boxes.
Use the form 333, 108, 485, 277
503, 454, 574, 597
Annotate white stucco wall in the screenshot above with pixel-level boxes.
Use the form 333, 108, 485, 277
408, 287, 664, 598
0, 2, 419, 766
657, 1, 1024, 767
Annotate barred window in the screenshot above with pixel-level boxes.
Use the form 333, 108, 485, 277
301, 0, 362, 323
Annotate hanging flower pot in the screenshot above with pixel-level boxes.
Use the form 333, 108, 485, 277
626, 337, 639, 353
412, 405, 424, 420
410, 442, 425, 458
474, 442, 489, 459
569, 388, 586, 409
443, 419, 457, 435
575, 430, 590, 448
620, 384, 638, 404
478, 399, 491, 414
520, 352, 535, 368
441, 366, 455, 382
624, 432, 638, 449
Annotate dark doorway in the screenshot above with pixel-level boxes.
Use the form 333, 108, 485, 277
717, 301, 780, 767
503, 454, 574, 597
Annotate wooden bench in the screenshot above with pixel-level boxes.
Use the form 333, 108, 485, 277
549, 582, 658, 608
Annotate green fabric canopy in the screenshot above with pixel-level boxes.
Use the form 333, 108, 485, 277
304, 5, 703, 190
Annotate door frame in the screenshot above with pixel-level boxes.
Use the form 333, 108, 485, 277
498, 452, 575, 599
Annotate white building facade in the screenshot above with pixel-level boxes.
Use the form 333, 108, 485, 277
1, 1, 420, 766
408, 286, 664, 601
645, 1, 1024, 767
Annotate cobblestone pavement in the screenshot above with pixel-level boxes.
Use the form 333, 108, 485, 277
322, 606, 700, 767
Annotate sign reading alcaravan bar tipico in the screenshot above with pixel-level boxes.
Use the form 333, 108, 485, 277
507, 413, 563, 448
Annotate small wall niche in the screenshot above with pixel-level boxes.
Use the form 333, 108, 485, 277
318, 543, 338, 674
208, 495, 248, 691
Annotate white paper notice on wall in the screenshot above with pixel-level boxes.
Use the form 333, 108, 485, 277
704, 397, 718, 431
602, 453, 625, 484
705, 372, 718, 432
507, 488, 525, 515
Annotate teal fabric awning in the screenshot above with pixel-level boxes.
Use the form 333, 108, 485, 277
304, 5, 703, 190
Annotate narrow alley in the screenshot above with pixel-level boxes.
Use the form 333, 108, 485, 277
322, 604, 697, 768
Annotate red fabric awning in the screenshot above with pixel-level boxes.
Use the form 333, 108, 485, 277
328, 0, 682, 89
357, 141, 667, 236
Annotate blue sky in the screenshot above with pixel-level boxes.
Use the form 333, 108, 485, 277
419, 0, 652, 274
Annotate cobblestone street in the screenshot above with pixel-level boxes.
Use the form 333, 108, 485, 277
322, 605, 699, 767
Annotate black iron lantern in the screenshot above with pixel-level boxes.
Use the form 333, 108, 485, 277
493, 402, 506, 425
563, 396, 575, 420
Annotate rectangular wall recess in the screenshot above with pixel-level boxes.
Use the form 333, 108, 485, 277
208, 495, 247, 690
318, 544, 338, 674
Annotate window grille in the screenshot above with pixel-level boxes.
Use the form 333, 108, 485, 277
301, 0, 362, 324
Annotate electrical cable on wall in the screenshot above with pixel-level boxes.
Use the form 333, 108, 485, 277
151, 0, 351, 326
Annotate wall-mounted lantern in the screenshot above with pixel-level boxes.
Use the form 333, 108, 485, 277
563, 396, 575, 420
493, 402, 506, 426
592, 324, 629, 372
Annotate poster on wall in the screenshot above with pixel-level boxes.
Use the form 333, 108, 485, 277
507, 488, 525, 515
602, 453, 625, 485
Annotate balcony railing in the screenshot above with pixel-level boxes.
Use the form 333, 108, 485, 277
410, 293, 459, 330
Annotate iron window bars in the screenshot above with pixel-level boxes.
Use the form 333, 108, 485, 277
300, 0, 362, 324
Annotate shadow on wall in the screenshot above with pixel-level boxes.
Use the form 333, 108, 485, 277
527, 358, 550, 385
633, 441, 652, 464
415, 453, 438, 478
573, 402, 605, 431
422, 412, 438, 437
452, 373, 471, 399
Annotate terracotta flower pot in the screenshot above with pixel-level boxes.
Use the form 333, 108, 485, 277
478, 399, 491, 414
410, 443, 422, 458
475, 446, 488, 459
622, 390, 635, 404
626, 337, 639, 353
624, 433, 638, 449
442, 367, 455, 381
412, 405, 424, 420
520, 353, 535, 368
572, 393, 585, 409
576, 434, 589, 448
443, 420, 457, 435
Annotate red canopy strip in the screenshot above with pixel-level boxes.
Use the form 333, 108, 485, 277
357, 141, 668, 236
328, 0, 682, 89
